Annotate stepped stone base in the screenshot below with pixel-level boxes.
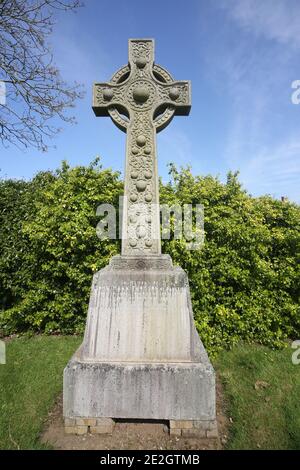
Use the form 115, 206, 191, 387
64, 415, 218, 438
63, 255, 216, 436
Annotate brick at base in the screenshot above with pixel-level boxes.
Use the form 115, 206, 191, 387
64, 417, 114, 435
169, 419, 218, 439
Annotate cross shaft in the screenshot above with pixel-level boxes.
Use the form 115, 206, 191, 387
93, 39, 191, 256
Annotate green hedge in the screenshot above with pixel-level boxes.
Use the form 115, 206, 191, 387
0, 160, 299, 354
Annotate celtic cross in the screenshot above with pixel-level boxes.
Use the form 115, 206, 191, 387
93, 39, 191, 256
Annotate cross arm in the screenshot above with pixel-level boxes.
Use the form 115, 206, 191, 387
92, 82, 129, 117
155, 80, 191, 116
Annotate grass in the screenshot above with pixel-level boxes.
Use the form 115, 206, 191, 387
0, 335, 81, 450
0, 336, 299, 449
216, 343, 300, 450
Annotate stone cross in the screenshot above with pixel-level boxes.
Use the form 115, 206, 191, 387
93, 39, 191, 256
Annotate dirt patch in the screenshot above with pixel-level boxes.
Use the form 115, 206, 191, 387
41, 377, 229, 450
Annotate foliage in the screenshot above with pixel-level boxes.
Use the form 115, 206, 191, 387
160, 166, 300, 353
0, 171, 55, 311
0, 162, 299, 354
0, 159, 122, 334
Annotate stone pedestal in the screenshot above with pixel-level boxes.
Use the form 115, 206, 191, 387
63, 255, 216, 436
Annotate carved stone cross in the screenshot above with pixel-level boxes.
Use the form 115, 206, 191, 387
93, 39, 191, 256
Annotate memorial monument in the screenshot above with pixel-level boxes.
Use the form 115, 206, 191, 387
63, 39, 217, 438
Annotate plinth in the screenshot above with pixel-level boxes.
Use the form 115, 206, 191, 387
63, 255, 217, 437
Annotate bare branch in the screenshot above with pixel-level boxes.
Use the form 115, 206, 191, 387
0, 0, 85, 151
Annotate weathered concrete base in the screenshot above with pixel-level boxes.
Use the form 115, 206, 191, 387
64, 347, 215, 421
63, 254, 216, 433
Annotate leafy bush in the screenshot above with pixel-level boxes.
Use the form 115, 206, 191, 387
0, 161, 299, 354
0, 159, 122, 334
161, 167, 300, 353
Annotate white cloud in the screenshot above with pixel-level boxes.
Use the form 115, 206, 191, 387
241, 137, 300, 200
195, 0, 300, 201
219, 0, 300, 49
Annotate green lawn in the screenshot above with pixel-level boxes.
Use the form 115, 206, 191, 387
0, 336, 299, 450
216, 344, 300, 449
0, 335, 81, 449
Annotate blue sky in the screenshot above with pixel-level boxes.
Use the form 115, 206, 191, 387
1, 0, 300, 202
